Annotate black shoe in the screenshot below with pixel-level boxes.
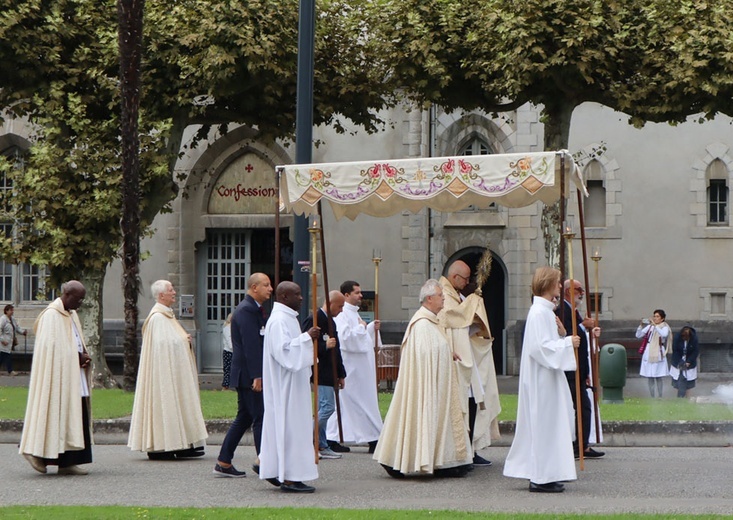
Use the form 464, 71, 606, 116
327, 440, 351, 453
147, 451, 176, 461
381, 464, 405, 479
434, 465, 471, 478
281, 481, 315, 493
529, 481, 565, 493
584, 447, 605, 458
213, 463, 246, 478
174, 448, 205, 458
252, 464, 281, 487
472, 454, 492, 466
367, 440, 378, 454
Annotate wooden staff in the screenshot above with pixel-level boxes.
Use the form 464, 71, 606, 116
577, 188, 601, 443
564, 224, 584, 471
317, 201, 344, 443
372, 250, 382, 392
274, 167, 282, 286
308, 215, 320, 464
591, 246, 602, 442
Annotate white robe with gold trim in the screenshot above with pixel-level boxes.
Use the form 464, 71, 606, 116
128, 303, 207, 452
438, 277, 501, 451
19, 298, 92, 459
373, 306, 471, 474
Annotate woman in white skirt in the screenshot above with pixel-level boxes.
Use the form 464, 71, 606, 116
636, 309, 673, 398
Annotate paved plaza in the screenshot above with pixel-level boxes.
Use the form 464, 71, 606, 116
2, 443, 732, 515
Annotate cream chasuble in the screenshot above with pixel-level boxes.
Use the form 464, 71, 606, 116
128, 303, 207, 452
503, 297, 577, 485
438, 276, 501, 450
326, 301, 383, 443
259, 302, 318, 483
19, 298, 92, 459
373, 306, 471, 474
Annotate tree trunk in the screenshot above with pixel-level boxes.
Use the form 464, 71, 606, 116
78, 270, 119, 389
540, 101, 575, 268
118, 0, 145, 392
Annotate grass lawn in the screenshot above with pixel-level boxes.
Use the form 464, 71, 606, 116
1, 506, 731, 519
2, 386, 732, 422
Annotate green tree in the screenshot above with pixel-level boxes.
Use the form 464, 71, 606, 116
362, 0, 733, 264
0, 0, 393, 388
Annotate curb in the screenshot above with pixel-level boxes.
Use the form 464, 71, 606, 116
2, 419, 732, 447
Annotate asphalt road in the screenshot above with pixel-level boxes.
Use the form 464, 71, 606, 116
2, 443, 732, 515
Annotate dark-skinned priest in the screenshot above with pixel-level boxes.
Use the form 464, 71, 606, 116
374, 279, 472, 478
259, 281, 320, 493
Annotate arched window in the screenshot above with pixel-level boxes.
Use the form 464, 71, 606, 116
458, 136, 492, 156
584, 160, 606, 227
707, 159, 728, 226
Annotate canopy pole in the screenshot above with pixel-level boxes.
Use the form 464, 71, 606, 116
308, 216, 320, 464
317, 201, 344, 443
577, 188, 601, 443
274, 167, 283, 287
372, 250, 382, 393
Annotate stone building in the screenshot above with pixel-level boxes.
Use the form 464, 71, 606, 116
3, 101, 733, 375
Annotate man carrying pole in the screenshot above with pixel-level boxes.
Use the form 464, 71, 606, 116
326, 281, 382, 453
556, 279, 604, 461
303, 291, 347, 460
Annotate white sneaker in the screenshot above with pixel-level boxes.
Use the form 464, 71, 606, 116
318, 448, 342, 459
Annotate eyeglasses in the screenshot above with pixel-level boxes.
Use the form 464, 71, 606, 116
455, 273, 470, 282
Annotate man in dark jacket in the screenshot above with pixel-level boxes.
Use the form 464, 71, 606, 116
556, 279, 604, 460
303, 290, 347, 460
214, 273, 273, 478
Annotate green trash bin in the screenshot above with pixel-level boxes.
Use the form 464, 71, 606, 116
599, 343, 627, 403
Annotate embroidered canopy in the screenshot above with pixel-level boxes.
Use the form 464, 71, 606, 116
280, 151, 584, 220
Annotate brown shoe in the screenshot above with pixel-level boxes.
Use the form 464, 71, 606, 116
23, 453, 47, 474
58, 465, 89, 475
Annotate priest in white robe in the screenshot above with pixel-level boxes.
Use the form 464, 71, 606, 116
259, 281, 320, 493
19, 281, 92, 475
326, 280, 382, 453
439, 260, 501, 466
374, 279, 472, 478
503, 266, 580, 493
128, 280, 208, 460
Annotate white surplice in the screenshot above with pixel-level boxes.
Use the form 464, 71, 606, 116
373, 306, 471, 475
326, 302, 383, 444
503, 297, 577, 485
259, 302, 318, 483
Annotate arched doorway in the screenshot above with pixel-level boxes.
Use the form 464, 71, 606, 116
443, 247, 507, 374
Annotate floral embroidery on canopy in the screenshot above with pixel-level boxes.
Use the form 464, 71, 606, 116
283, 152, 583, 220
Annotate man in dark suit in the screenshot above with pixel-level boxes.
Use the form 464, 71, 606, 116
214, 273, 273, 478
303, 290, 347, 460
555, 279, 604, 460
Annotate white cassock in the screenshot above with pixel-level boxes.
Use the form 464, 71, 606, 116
259, 302, 318, 483
373, 306, 471, 474
504, 296, 577, 485
326, 301, 383, 444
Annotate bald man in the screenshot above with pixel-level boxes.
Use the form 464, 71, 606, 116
20, 280, 92, 476
215, 273, 274, 478
439, 260, 501, 467
259, 282, 320, 493
302, 290, 347, 460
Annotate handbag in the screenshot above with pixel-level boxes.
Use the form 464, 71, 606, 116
638, 330, 651, 355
